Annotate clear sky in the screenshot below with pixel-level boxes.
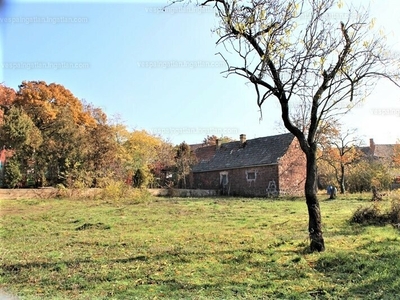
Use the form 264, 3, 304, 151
1, 0, 399, 145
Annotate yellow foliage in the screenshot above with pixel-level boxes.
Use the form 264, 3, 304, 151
394, 141, 400, 167
122, 130, 167, 171
260, 9, 266, 20
369, 18, 376, 30
236, 23, 246, 34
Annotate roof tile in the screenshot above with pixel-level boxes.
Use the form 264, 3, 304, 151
192, 133, 294, 172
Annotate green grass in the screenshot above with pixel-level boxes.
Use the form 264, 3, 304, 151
1, 194, 399, 299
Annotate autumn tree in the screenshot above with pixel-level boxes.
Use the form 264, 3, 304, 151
0, 84, 16, 125
150, 141, 175, 187
0, 106, 42, 151
346, 159, 392, 193
0, 106, 43, 186
171, 0, 400, 251
81, 103, 121, 187
121, 130, 174, 188
2, 81, 175, 189
174, 142, 197, 188
10, 81, 98, 186
319, 125, 363, 194
15, 81, 96, 129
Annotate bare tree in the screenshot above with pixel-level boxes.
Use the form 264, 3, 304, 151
319, 123, 363, 194
170, 0, 400, 251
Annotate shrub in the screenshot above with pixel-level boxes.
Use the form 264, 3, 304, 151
350, 197, 400, 230
388, 199, 400, 224
132, 167, 153, 188
128, 188, 152, 204
167, 187, 180, 197
101, 180, 129, 200
350, 204, 386, 225
347, 160, 392, 193
100, 180, 152, 204
3, 157, 22, 188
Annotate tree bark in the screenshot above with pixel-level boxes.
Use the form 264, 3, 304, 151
340, 164, 345, 194
305, 150, 325, 252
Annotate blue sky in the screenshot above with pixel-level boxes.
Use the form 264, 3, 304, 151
1, 0, 399, 145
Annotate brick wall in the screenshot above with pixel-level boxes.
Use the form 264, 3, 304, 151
278, 139, 306, 196
193, 165, 279, 197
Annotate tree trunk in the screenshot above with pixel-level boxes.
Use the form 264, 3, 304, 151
305, 150, 325, 252
371, 186, 382, 201
340, 164, 345, 194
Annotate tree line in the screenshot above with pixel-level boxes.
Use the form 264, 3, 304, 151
0, 81, 200, 189
1, 81, 398, 192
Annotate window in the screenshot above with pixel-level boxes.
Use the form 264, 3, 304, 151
221, 174, 227, 185
247, 172, 256, 180
220, 171, 228, 186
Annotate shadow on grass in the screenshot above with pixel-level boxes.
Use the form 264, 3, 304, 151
314, 238, 400, 299
0, 242, 294, 276
1, 255, 148, 274
1, 248, 317, 299
326, 222, 367, 237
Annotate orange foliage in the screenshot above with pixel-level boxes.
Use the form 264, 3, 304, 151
0, 84, 16, 124
15, 81, 96, 128
0, 84, 16, 107
324, 145, 361, 166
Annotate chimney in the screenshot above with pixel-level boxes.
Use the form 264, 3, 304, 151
369, 138, 375, 156
240, 134, 246, 145
216, 139, 221, 149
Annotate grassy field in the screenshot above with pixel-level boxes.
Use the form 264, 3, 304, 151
1, 193, 399, 299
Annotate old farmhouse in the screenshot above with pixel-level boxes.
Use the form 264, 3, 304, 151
361, 138, 400, 188
191, 133, 306, 197
361, 138, 396, 162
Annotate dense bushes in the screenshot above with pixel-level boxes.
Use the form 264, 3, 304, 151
351, 192, 400, 228
346, 161, 393, 193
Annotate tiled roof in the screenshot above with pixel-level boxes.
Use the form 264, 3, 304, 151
373, 144, 395, 159
359, 144, 395, 159
190, 143, 205, 152
193, 145, 217, 163
192, 133, 295, 172
359, 146, 371, 156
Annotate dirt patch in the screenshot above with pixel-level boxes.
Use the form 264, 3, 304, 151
0, 207, 25, 217
0, 201, 53, 217
0, 188, 58, 200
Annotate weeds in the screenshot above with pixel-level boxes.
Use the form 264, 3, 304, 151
350, 198, 400, 230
